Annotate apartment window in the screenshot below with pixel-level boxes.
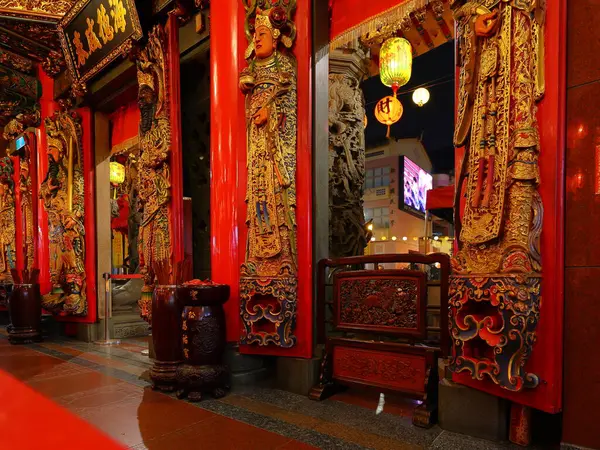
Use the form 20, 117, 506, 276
365, 167, 391, 189
364, 207, 390, 228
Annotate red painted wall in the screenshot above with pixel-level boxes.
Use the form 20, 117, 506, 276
211, 0, 313, 358
561, 0, 600, 446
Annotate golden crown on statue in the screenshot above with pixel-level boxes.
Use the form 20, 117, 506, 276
255, 11, 281, 39
137, 70, 154, 91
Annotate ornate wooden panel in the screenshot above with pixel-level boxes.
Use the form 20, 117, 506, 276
333, 269, 426, 338
332, 344, 427, 393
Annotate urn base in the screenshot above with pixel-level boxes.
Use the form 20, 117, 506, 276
7, 325, 42, 345
150, 360, 180, 392
175, 363, 229, 401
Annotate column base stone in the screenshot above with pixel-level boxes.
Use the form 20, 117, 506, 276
438, 378, 509, 442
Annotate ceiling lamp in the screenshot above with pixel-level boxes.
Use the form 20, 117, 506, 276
375, 95, 403, 139
412, 87, 430, 107
109, 161, 126, 185
379, 37, 412, 96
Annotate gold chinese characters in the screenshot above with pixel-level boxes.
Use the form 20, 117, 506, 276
71, 0, 128, 69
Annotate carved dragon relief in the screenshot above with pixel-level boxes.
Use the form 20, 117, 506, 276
328, 72, 371, 257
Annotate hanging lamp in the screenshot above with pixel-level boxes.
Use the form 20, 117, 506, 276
412, 87, 430, 107
375, 95, 403, 139
379, 37, 412, 96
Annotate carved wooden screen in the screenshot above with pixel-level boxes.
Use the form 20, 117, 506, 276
333, 269, 426, 338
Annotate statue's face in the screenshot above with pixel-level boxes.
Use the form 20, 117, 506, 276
254, 25, 275, 59
20, 162, 28, 180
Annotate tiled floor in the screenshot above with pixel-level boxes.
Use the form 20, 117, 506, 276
0, 330, 530, 449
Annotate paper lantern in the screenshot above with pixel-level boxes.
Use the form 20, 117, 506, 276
412, 87, 430, 107
363, 115, 368, 129
109, 161, 126, 185
379, 37, 412, 95
375, 95, 403, 138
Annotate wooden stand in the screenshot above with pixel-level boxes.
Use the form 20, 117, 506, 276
312, 254, 450, 428
8, 283, 42, 344
176, 284, 230, 401
310, 338, 439, 428
150, 285, 181, 392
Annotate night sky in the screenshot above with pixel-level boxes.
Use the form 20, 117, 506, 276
362, 41, 455, 174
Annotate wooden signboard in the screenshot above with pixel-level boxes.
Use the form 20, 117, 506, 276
58, 0, 142, 84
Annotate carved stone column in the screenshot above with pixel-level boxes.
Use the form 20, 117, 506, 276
328, 48, 370, 257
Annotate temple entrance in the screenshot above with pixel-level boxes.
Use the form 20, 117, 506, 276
325, 5, 456, 335
360, 41, 455, 261
318, 1, 457, 425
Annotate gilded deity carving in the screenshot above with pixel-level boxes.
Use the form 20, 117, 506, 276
239, 1, 298, 347
136, 25, 172, 323
449, 0, 545, 391
0, 158, 15, 280
40, 111, 87, 316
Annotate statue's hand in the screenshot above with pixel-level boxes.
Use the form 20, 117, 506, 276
253, 107, 269, 127
475, 11, 499, 37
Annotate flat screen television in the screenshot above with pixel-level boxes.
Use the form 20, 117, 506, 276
402, 156, 432, 215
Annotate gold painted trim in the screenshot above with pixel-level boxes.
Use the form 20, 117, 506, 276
330, 0, 428, 50
110, 136, 138, 156
0, 8, 61, 21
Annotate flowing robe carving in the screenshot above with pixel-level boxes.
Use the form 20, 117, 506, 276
40, 112, 86, 316
241, 53, 297, 273
449, 0, 545, 391
239, 3, 298, 348
136, 25, 172, 323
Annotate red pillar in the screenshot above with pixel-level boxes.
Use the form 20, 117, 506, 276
167, 15, 184, 266
210, 0, 244, 342
79, 107, 97, 323
36, 68, 54, 295
11, 154, 22, 272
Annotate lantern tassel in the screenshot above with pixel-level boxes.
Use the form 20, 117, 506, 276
386, 125, 391, 139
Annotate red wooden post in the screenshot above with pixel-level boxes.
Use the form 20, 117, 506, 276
166, 14, 184, 268
36, 68, 54, 295
210, 0, 244, 342
11, 154, 22, 273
